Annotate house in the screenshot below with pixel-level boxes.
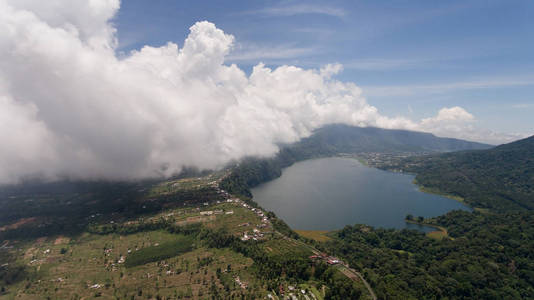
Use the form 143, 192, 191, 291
327, 258, 340, 265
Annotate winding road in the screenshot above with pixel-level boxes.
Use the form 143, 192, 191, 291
283, 233, 378, 300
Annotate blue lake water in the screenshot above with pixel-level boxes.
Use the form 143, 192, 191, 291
251, 157, 471, 231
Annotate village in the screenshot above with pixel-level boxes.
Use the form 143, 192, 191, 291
1, 171, 376, 300
308, 253, 341, 266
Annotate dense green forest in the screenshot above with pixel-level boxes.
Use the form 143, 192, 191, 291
378, 135, 534, 211
323, 211, 534, 299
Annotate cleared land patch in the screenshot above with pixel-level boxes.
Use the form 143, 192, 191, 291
125, 235, 194, 267
295, 230, 332, 242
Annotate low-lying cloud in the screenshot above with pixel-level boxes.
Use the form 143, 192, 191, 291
0, 0, 523, 183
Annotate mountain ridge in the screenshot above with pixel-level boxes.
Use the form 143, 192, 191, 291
221, 124, 493, 197
375, 134, 534, 211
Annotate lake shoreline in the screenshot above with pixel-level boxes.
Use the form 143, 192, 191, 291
251, 157, 470, 233
404, 219, 450, 239
339, 155, 469, 204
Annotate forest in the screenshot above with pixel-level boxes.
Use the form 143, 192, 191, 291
378, 135, 534, 211
322, 211, 534, 299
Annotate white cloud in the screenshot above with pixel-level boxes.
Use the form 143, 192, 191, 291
422, 106, 474, 123
418, 107, 525, 145
0, 0, 525, 183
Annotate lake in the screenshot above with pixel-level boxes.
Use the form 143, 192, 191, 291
251, 157, 471, 232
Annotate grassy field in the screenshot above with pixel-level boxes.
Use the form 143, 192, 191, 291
294, 230, 332, 242
125, 235, 195, 267
426, 230, 448, 240
0, 197, 324, 299
405, 219, 450, 240
148, 171, 227, 197
261, 236, 311, 257
1, 229, 270, 299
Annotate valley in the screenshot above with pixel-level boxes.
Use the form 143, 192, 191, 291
1, 126, 533, 299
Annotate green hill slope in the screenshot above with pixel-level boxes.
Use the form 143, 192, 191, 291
382, 135, 534, 211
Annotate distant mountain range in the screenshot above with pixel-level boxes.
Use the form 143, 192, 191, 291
286, 124, 491, 154
221, 124, 492, 197
380, 135, 534, 211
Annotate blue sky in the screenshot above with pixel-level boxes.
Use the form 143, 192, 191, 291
114, 0, 534, 135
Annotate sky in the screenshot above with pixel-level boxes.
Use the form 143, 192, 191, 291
115, 0, 534, 135
0, 0, 532, 183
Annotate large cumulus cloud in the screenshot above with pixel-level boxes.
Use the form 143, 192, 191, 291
0, 0, 520, 183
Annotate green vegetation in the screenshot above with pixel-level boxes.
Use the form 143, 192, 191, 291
321, 135, 534, 299
378, 135, 534, 211
295, 230, 332, 242
1, 127, 531, 299
218, 131, 534, 299
217, 131, 534, 299
0, 173, 356, 299
125, 235, 194, 267
324, 212, 534, 299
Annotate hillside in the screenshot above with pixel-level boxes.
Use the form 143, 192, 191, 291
293, 124, 491, 154
324, 210, 534, 299
375, 135, 534, 211
221, 124, 492, 197
0, 173, 368, 299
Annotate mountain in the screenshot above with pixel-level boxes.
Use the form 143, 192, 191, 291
221, 124, 492, 197
381, 135, 534, 211
292, 124, 491, 154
